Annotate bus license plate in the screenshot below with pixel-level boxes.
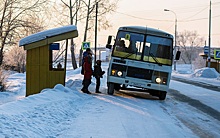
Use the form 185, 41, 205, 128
131, 82, 143, 87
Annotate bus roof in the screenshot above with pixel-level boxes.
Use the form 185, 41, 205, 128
118, 26, 173, 39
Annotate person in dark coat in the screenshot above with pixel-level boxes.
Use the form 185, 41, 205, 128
93, 60, 105, 93
81, 52, 93, 94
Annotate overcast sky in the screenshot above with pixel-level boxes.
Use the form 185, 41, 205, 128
97, 0, 220, 46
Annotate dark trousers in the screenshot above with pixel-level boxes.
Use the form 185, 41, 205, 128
82, 79, 91, 92
95, 77, 100, 92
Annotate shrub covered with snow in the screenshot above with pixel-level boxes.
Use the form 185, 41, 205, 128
192, 67, 220, 78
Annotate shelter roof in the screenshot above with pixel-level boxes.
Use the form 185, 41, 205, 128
19, 25, 78, 50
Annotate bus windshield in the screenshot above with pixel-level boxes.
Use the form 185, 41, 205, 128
112, 31, 173, 65
144, 35, 173, 65
113, 31, 144, 60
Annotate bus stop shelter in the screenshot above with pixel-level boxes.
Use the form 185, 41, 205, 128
19, 25, 78, 96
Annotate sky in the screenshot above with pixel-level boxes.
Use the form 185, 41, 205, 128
97, 0, 220, 47
0, 62, 220, 137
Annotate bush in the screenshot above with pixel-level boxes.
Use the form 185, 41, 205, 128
0, 67, 7, 91
192, 56, 206, 70
4, 46, 26, 73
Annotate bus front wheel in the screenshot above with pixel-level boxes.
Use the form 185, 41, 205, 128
150, 90, 167, 100
108, 83, 115, 95
114, 84, 120, 91
158, 91, 167, 100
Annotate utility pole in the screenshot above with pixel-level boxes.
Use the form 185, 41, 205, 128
79, 0, 91, 67
94, 2, 98, 64
164, 9, 177, 70
208, 0, 212, 68
174, 17, 177, 71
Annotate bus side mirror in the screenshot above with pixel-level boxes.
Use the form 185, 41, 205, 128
175, 51, 181, 60
106, 36, 113, 49
107, 36, 112, 44
106, 44, 112, 49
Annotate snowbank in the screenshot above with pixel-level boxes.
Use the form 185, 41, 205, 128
192, 67, 220, 78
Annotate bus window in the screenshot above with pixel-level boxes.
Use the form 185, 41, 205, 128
144, 42, 150, 55
143, 35, 172, 65
113, 31, 144, 60
157, 44, 172, 59
131, 41, 141, 58
135, 41, 143, 53
115, 38, 130, 52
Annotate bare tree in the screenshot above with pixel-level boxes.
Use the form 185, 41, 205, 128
192, 56, 206, 70
177, 30, 205, 64
78, 0, 118, 66
0, 0, 48, 65
59, 0, 81, 69
56, 0, 118, 68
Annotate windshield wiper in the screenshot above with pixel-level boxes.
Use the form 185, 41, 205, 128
123, 52, 134, 58
122, 48, 139, 59
149, 53, 162, 66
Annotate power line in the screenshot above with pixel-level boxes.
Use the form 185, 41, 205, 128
167, 2, 220, 12
181, 14, 220, 22
115, 10, 220, 23
130, 3, 210, 13
213, 2, 220, 5
113, 1, 220, 23
115, 11, 171, 22
183, 6, 208, 20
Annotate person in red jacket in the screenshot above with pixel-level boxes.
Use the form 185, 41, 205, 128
81, 52, 93, 94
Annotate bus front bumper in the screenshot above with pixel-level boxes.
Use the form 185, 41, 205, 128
107, 76, 169, 92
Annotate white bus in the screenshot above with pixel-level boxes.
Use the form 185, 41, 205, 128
106, 26, 180, 100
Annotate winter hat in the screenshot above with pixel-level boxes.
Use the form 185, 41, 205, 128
86, 48, 94, 55
96, 60, 102, 64
86, 48, 91, 52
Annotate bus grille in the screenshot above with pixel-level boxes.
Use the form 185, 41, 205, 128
127, 66, 153, 80
113, 59, 126, 64
112, 64, 127, 71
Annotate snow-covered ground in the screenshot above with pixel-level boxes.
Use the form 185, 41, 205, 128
0, 63, 220, 138
172, 64, 220, 86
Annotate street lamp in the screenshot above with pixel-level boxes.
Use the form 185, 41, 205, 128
164, 9, 177, 71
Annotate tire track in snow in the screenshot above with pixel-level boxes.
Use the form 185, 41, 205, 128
169, 89, 220, 122
168, 89, 220, 137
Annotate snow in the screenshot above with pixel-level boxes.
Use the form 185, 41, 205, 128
19, 25, 77, 46
193, 68, 220, 78
172, 64, 220, 86
0, 63, 220, 137
171, 65, 220, 113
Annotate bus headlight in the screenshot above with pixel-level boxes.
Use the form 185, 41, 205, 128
117, 71, 123, 77
155, 77, 162, 84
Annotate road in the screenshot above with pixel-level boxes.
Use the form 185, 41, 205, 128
116, 78, 220, 138
172, 76, 220, 92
